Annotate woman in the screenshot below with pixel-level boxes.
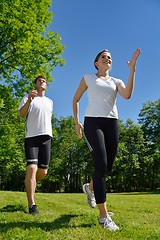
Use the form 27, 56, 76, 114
72, 48, 141, 230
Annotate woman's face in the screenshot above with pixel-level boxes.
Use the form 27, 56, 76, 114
95, 51, 112, 70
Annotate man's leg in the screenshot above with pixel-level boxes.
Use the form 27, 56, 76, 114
36, 135, 51, 182
36, 168, 48, 182
25, 164, 37, 206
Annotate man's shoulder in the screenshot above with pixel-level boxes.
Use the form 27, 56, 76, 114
45, 96, 52, 100
18, 95, 28, 110
44, 96, 53, 104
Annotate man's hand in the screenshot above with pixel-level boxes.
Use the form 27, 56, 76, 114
28, 90, 38, 102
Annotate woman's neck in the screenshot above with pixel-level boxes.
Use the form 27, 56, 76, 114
96, 70, 110, 80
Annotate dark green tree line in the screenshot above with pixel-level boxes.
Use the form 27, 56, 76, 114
138, 100, 160, 189
108, 119, 151, 192
0, 99, 159, 192
138, 100, 160, 151
41, 116, 92, 193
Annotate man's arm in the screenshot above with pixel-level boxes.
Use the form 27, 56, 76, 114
19, 90, 37, 118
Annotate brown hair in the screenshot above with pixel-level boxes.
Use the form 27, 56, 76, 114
34, 75, 47, 84
94, 49, 110, 70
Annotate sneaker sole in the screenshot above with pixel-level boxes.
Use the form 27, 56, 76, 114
82, 184, 96, 208
99, 221, 119, 231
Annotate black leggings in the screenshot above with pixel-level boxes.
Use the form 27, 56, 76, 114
84, 117, 118, 204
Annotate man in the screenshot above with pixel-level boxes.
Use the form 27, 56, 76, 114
18, 76, 53, 214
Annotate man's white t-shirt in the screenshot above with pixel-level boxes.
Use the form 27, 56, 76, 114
84, 74, 123, 119
18, 95, 53, 138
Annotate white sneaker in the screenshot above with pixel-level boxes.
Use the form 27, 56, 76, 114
108, 212, 114, 217
99, 213, 119, 231
82, 183, 96, 208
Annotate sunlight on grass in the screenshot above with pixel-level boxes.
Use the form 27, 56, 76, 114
0, 191, 160, 240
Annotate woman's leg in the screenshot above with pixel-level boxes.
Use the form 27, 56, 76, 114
84, 117, 108, 204
84, 118, 118, 216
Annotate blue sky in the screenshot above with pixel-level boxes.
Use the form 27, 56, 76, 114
46, 0, 160, 123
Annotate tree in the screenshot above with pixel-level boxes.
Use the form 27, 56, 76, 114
0, 0, 65, 96
109, 119, 150, 192
0, 0, 65, 190
138, 99, 160, 151
41, 116, 92, 193
0, 85, 26, 190
138, 100, 160, 189
51, 116, 91, 193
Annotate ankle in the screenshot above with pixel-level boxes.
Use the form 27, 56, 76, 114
100, 214, 107, 219
29, 203, 36, 208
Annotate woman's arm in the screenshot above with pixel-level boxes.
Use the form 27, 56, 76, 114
118, 48, 141, 99
72, 77, 88, 139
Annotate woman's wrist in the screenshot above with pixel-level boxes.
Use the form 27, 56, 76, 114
129, 64, 136, 72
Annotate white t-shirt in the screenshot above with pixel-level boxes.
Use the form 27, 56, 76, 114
18, 95, 53, 138
84, 74, 123, 119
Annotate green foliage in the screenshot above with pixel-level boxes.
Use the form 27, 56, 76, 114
138, 99, 160, 151
41, 116, 92, 193
0, 0, 65, 96
0, 85, 25, 190
0, 85, 159, 192
1, 0, 159, 195
108, 120, 149, 192
0, 191, 160, 240
138, 99, 160, 189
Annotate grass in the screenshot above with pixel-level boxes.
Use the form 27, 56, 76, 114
0, 191, 160, 240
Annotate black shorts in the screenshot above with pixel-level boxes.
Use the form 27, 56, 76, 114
25, 135, 52, 169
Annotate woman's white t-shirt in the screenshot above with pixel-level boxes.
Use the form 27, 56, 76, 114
18, 95, 53, 138
84, 74, 123, 119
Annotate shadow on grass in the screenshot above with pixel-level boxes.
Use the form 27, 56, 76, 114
0, 204, 27, 213
0, 214, 94, 233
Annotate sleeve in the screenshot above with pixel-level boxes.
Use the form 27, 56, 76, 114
112, 77, 124, 88
50, 99, 53, 113
18, 95, 28, 111
83, 74, 92, 87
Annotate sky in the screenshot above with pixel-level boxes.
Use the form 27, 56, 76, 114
46, 0, 160, 123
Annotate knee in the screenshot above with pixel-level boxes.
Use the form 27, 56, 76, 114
95, 162, 107, 177
39, 168, 48, 177
43, 169, 48, 177
100, 167, 107, 176
36, 168, 48, 181
93, 152, 108, 176
26, 164, 37, 177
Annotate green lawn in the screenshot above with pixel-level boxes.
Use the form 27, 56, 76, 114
0, 191, 160, 240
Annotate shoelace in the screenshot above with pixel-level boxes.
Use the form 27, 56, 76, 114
104, 217, 115, 228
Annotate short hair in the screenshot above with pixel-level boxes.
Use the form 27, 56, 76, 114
34, 75, 47, 84
94, 49, 110, 70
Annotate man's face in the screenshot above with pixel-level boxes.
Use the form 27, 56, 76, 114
35, 77, 47, 91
